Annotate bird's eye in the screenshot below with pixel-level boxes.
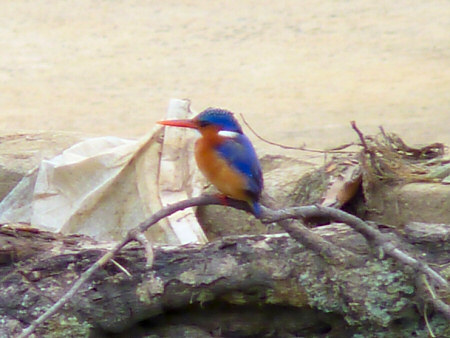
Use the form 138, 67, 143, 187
198, 121, 210, 128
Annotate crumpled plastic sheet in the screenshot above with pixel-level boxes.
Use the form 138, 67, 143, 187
0, 99, 208, 244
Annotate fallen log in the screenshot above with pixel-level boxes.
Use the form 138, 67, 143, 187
1, 219, 448, 337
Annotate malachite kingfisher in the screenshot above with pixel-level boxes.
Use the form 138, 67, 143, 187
158, 108, 264, 217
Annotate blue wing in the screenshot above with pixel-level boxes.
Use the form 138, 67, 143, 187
215, 134, 263, 200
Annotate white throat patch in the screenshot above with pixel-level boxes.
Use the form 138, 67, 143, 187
218, 130, 240, 138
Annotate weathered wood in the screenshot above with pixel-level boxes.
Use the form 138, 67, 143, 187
1, 223, 448, 337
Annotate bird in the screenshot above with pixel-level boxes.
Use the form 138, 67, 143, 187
158, 108, 263, 217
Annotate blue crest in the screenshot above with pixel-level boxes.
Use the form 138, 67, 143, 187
195, 108, 243, 133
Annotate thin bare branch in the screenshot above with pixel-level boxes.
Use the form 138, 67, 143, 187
133, 232, 155, 267
240, 113, 356, 153
417, 274, 450, 321
111, 259, 131, 277
18, 195, 246, 338
350, 121, 383, 175
261, 205, 448, 289
351, 121, 369, 151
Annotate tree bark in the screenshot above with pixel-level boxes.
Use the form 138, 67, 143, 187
0, 222, 448, 337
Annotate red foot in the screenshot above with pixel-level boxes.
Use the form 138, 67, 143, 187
216, 193, 229, 206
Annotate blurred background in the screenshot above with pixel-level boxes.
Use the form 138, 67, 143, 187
0, 0, 449, 156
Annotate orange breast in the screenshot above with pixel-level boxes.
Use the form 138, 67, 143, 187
195, 136, 249, 202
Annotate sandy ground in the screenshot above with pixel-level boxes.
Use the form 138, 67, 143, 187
0, 0, 449, 157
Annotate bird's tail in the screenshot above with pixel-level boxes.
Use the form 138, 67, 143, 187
251, 201, 262, 218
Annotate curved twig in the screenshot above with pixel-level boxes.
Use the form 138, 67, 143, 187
18, 195, 228, 338
239, 113, 356, 153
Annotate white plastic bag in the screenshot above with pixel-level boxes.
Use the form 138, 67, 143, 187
0, 99, 207, 244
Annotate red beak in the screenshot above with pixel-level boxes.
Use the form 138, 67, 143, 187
157, 119, 198, 129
